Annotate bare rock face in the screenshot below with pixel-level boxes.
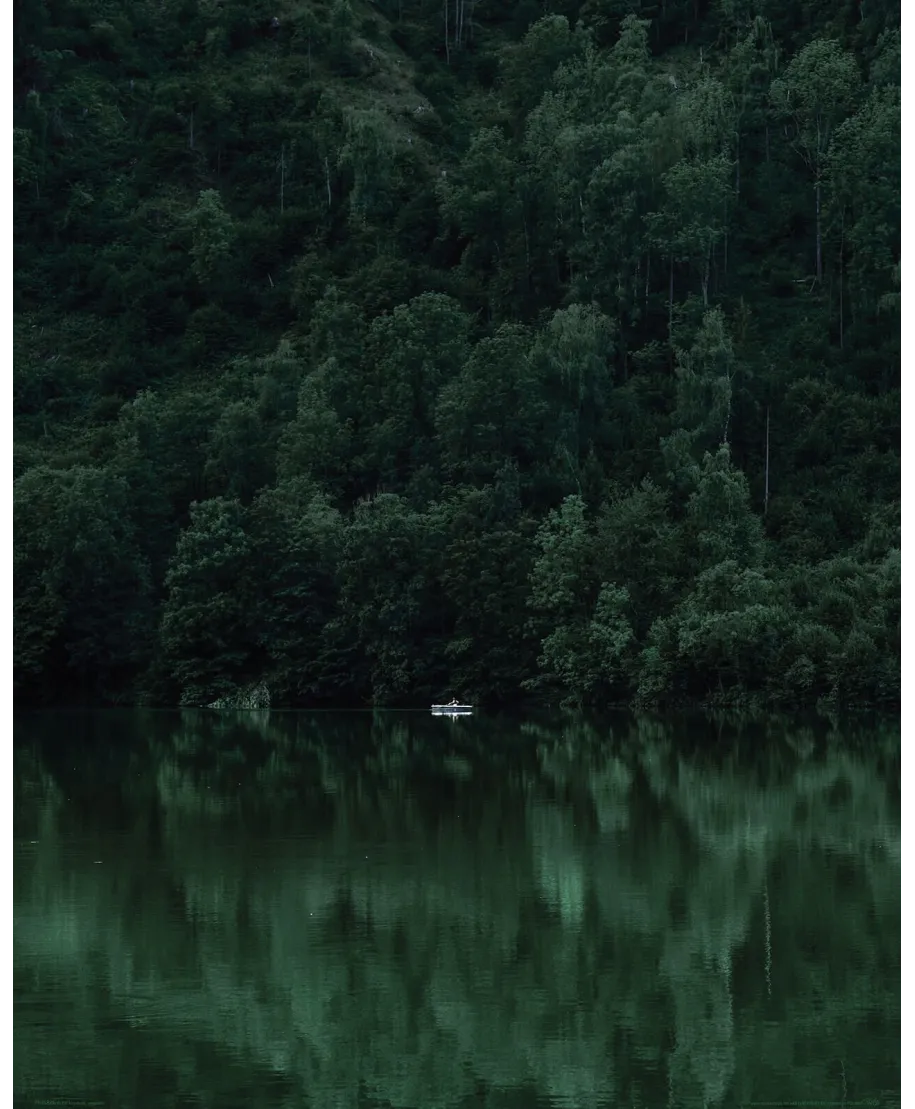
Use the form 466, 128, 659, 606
207, 681, 271, 710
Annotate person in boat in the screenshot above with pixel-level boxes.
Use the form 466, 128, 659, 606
448, 698, 459, 706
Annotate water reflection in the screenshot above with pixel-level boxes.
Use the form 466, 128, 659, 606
14, 710, 900, 1108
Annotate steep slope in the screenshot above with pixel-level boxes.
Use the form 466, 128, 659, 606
13, 0, 900, 708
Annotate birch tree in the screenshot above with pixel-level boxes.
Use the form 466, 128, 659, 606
770, 39, 860, 284
825, 85, 899, 333
647, 154, 733, 310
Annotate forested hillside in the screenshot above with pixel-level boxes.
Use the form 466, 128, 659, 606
13, 0, 900, 708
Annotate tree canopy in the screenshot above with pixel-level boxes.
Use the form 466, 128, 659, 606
14, 0, 899, 707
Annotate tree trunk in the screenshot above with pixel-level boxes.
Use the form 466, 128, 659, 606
324, 156, 331, 209
724, 164, 731, 278
735, 132, 740, 200
444, 0, 450, 63
668, 255, 674, 366
722, 369, 731, 445
764, 407, 770, 515
839, 208, 845, 350
815, 178, 822, 282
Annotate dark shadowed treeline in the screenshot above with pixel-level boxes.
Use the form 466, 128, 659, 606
14, 0, 899, 707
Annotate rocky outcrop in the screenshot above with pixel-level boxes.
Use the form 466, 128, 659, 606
207, 680, 271, 710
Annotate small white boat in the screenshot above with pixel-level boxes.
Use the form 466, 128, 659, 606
431, 703, 473, 715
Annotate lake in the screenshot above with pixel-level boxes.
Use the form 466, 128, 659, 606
14, 709, 900, 1109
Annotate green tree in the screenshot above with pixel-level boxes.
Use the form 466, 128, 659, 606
683, 446, 765, 574
647, 154, 733, 309
596, 479, 679, 638
305, 287, 367, 423
14, 465, 152, 698
336, 494, 442, 701
679, 75, 737, 161
825, 85, 899, 340
188, 188, 236, 292
276, 359, 352, 493
249, 479, 347, 701
438, 127, 520, 299
359, 293, 471, 489
338, 108, 396, 224
579, 0, 644, 49
664, 561, 793, 698
525, 495, 605, 702
674, 307, 740, 449
431, 469, 539, 700
499, 15, 585, 123
113, 388, 223, 525
723, 17, 779, 203
525, 497, 635, 702
770, 39, 860, 283
159, 497, 256, 705
434, 323, 543, 484
327, 0, 357, 75
204, 399, 274, 503
532, 303, 616, 487
580, 117, 671, 327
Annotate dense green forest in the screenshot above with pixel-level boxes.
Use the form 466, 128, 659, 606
13, 0, 900, 708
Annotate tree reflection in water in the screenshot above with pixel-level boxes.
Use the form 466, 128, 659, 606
14, 709, 900, 1109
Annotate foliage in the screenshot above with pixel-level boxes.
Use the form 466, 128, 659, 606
14, 465, 153, 700
13, 0, 899, 706
159, 497, 257, 705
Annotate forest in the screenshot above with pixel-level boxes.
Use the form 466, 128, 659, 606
13, 0, 900, 708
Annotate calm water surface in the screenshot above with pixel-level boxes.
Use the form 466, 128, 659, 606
14, 710, 900, 1109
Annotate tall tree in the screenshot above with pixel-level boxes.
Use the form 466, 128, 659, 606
159, 497, 256, 705
825, 85, 900, 347
14, 465, 152, 698
188, 188, 237, 294
434, 323, 542, 484
336, 494, 443, 701
674, 307, 741, 450
359, 293, 471, 490
249, 478, 348, 700
770, 39, 860, 283
647, 155, 734, 309
533, 303, 616, 486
